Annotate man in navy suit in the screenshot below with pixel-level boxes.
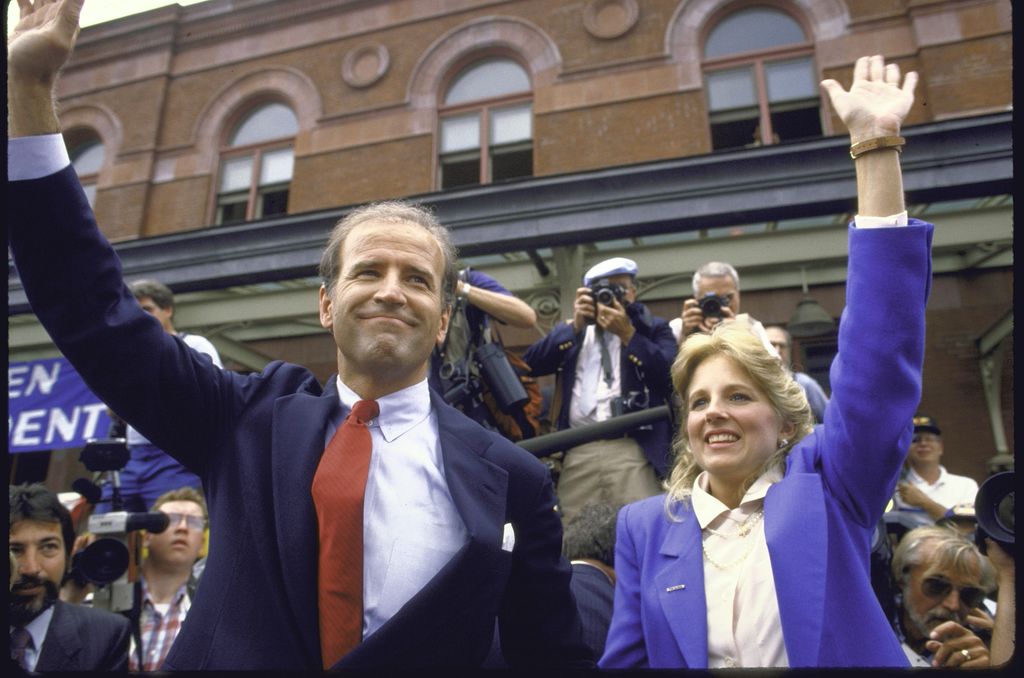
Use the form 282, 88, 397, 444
7, 1, 589, 670
562, 502, 619, 660
10, 484, 131, 672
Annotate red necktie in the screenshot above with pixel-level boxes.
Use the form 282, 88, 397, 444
312, 399, 379, 668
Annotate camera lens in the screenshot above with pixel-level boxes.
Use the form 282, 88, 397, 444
699, 296, 722, 317
995, 491, 1014, 532
77, 537, 130, 585
596, 289, 615, 306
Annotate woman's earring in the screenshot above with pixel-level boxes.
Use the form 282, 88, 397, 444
778, 438, 789, 449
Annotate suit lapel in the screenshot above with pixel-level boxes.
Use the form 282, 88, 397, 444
765, 475, 827, 667
654, 507, 707, 668
36, 602, 79, 671
271, 378, 339, 666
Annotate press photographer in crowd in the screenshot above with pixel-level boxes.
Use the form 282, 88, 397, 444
523, 257, 677, 523
670, 261, 740, 341
431, 268, 542, 441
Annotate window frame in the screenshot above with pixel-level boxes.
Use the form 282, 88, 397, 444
67, 136, 105, 209
700, 2, 825, 149
211, 100, 297, 226
436, 53, 534, 190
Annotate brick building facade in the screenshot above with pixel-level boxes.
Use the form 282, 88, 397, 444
9, 0, 1012, 485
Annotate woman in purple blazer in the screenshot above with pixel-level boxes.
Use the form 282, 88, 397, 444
600, 55, 930, 668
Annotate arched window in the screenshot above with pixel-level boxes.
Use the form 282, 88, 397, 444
70, 140, 104, 208
438, 58, 533, 190
703, 5, 821, 150
215, 102, 297, 225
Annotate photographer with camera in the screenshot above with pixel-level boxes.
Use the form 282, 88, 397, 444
10, 483, 130, 672
670, 261, 740, 341
431, 268, 541, 441
523, 257, 677, 523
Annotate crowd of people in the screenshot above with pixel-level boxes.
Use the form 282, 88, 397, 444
8, 0, 1013, 672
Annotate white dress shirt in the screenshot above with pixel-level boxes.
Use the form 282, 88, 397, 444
691, 470, 787, 668
893, 465, 979, 528
333, 377, 468, 640
568, 324, 622, 427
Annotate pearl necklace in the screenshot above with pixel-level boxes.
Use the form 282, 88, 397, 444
702, 508, 764, 570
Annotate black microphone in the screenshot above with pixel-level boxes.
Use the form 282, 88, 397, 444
126, 512, 170, 534
71, 477, 103, 505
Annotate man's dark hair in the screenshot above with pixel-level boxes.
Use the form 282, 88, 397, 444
562, 502, 619, 567
9, 483, 76, 560
129, 279, 175, 310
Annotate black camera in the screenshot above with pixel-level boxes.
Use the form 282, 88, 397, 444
975, 471, 1013, 557
440, 344, 528, 415
697, 293, 731, 318
590, 279, 628, 307
611, 389, 649, 418
475, 341, 529, 414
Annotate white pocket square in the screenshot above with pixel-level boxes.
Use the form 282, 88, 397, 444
501, 522, 515, 552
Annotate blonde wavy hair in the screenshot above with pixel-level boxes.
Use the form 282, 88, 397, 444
664, 317, 814, 514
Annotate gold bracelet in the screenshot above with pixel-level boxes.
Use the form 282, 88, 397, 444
849, 135, 905, 159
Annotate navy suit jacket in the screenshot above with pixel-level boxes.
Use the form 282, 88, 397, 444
570, 562, 615, 661
523, 305, 677, 476
34, 601, 131, 672
9, 167, 590, 670
600, 221, 934, 668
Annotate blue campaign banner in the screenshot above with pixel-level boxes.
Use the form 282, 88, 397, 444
8, 357, 112, 454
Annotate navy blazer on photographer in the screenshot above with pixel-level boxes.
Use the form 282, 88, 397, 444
523, 303, 677, 477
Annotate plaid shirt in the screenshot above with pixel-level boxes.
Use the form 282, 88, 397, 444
130, 578, 191, 671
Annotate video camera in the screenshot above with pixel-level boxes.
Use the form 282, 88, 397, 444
697, 292, 731, 319
69, 438, 169, 612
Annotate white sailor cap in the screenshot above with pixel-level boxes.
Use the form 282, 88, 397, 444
583, 257, 638, 286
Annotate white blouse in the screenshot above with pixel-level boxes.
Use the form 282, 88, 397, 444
691, 470, 788, 668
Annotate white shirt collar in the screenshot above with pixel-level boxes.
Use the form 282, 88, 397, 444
691, 469, 782, 529
906, 464, 948, 487
334, 376, 432, 443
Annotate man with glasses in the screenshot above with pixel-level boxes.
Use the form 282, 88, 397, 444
890, 525, 995, 667
893, 414, 980, 528
133, 488, 208, 670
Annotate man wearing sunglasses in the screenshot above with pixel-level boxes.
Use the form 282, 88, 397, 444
891, 526, 995, 668
134, 487, 209, 670
893, 414, 980, 529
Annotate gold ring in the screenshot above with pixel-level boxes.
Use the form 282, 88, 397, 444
960, 649, 971, 661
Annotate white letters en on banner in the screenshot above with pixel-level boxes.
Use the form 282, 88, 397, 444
8, 357, 112, 453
